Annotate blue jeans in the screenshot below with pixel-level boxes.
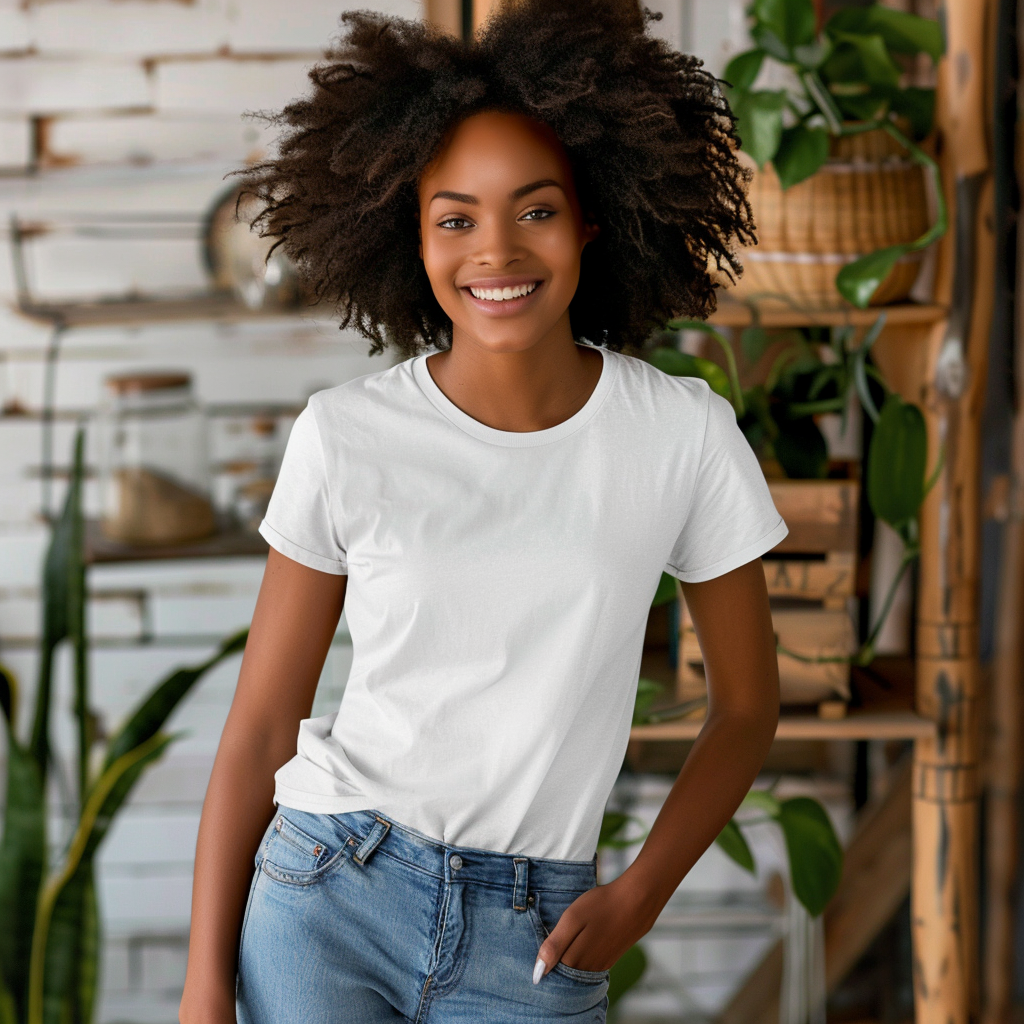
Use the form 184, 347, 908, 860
236, 806, 609, 1023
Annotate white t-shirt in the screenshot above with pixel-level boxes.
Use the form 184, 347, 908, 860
259, 344, 788, 861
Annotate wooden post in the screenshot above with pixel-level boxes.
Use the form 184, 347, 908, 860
873, 1, 994, 1020
913, 1, 994, 1018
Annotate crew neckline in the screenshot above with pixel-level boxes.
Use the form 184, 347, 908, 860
411, 344, 616, 448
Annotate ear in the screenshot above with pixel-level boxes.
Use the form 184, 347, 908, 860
581, 218, 600, 246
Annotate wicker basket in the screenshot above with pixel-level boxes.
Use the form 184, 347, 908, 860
726, 128, 931, 308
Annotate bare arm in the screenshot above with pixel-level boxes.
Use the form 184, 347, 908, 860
536, 557, 780, 975
179, 549, 347, 1024
622, 557, 780, 911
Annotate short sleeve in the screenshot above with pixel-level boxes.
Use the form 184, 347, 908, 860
666, 385, 789, 583
258, 403, 348, 574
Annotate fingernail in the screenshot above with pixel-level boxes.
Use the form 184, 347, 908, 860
533, 958, 546, 985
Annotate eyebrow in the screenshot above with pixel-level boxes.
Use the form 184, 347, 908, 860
429, 179, 564, 204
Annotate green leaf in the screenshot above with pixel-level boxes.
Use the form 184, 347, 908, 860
647, 347, 732, 401
76, 872, 100, 1024
731, 89, 787, 168
750, 0, 816, 50
30, 732, 176, 1024
0, 977, 16, 1024
652, 572, 678, 608
773, 125, 829, 189
103, 628, 248, 770
67, 430, 88, 806
716, 819, 756, 873
597, 811, 649, 850
890, 86, 936, 139
0, 738, 45, 1024
751, 22, 792, 62
607, 943, 647, 1010
777, 797, 843, 917
0, 661, 16, 731
38, 865, 99, 1024
792, 37, 831, 70
833, 90, 891, 124
835, 243, 909, 308
632, 678, 666, 725
30, 431, 86, 778
740, 788, 782, 816
741, 326, 771, 363
773, 416, 829, 479
723, 49, 766, 91
821, 32, 902, 91
826, 7, 944, 63
867, 394, 927, 531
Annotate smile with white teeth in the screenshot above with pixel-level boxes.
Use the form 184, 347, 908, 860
467, 282, 538, 301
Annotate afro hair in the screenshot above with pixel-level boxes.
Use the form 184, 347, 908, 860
241, 0, 755, 357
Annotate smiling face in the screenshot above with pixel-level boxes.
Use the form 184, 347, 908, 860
417, 110, 598, 356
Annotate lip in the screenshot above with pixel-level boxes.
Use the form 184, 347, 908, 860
459, 277, 545, 316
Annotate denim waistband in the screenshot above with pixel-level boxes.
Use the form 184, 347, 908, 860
316, 807, 598, 895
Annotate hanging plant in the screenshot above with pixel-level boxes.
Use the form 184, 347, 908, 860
722, 0, 947, 307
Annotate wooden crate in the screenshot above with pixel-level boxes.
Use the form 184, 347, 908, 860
677, 478, 859, 711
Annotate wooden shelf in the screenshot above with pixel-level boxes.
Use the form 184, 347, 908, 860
708, 299, 948, 329
84, 517, 268, 565
13, 293, 335, 330
630, 708, 934, 742
14, 294, 948, 333
631, 654, 933, 742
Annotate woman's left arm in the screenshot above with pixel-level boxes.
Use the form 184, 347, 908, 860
536, 557, 779, 978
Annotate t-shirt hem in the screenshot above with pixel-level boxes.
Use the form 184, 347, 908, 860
667, 518, 789, 583
258, 520, 348, 575
273, 784, 372, 814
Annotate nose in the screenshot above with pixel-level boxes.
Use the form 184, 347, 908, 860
471, 214, 527, 269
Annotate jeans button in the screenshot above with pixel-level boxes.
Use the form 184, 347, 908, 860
449, 854, 463, 870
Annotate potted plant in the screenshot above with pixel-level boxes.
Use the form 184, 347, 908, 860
0, 430, 247, 1024
646, 312, 941, 708
722, 0, 946, 308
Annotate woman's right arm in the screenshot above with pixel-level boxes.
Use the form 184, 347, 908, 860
179, 548, 347, 1024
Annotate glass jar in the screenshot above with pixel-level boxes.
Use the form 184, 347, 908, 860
97, 372, 216, 545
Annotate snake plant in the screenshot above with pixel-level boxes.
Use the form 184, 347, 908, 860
0, 428, 247, 1024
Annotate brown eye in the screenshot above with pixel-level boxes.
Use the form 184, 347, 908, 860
438, 216, 473, 230
520, 209, 555, 221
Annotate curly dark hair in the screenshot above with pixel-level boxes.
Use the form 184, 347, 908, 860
242, 0, 754, 357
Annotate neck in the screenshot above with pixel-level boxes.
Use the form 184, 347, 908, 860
426, 317, 603, 433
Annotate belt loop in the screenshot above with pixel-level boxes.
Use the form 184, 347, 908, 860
512, 857, 529, 912
352, 816, 391, 865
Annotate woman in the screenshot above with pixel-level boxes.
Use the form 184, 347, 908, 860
180, 2, 785, 1021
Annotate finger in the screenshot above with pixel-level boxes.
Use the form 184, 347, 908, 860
534, 923, 576, 983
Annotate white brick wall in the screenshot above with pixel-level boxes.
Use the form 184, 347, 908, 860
0, 117, 31, 169
45, 114, 276, 167
0, 57, 152, 114
152, 57, 316, 115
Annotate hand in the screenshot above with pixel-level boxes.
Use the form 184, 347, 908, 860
533, 872, 663, 980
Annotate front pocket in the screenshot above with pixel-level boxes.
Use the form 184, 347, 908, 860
528, 890, 611, 985
260, 809, 349, 886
